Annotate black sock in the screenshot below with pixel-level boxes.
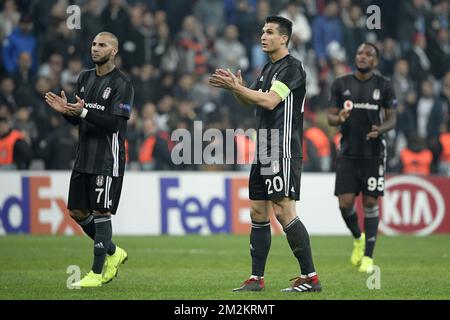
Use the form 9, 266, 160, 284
284, 217, 315, 275
250, 220, 271, 277
92, 216, 113, 274
340, 207, 361, 239
364, 206, 379, 258
77, 214, 116, 255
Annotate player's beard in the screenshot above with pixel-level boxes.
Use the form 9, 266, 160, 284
93, 53, 111, 66
356, 65, 372, 74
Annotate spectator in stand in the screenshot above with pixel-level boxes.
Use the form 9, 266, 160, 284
428, 0, 449, 41
155, 72, 175, 102
12, 51, 35, 100
158, 0, 192, 37
61, 57, 83, 95
194, 0, 225, 35
0, 0, 21, 42
427, 28, 450, 80
132, 64, 159, 108
279, 1, 311, 46
303, 119, 332, 172
2, 14, 37, 74
174, 74, 197, 102
138, 116, 172, 171
400, 134, 433, 175
39, 112, 77, 170
249, 0, 271, 74
0, 105, 32, 170
342, 4, 367, 67
234, 0, 257, 67
439, 119, 450, 175
153, 22, 179, 74
416, 80, 443, 142
379, 38, 401, 77
224, 0, 257, 25
319, 41, 352, 108
397, 0, 430, 53
101, 0, 130, 50
81, 0, 104, 58
14, 105, 38, 154
0, 77, 18, 112
312, 0, 343, 69
406, 33, 432, 85
126, 108, 140, 164
177, 15, 209, 75
392, 59, 415, 107
440, 71, 450, 124
416, 79, 444, 172
396, 89, 418, 145
215, 25, 249, 73
42, 19, 82, 63
157, 95, 175, 131
28, 77, 54, 140
122, 6, 157, 71
38, 53, 64, 82
192, 74, 222, 111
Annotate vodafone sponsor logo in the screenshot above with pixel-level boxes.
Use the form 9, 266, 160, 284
353, 102, 378, 110
85, 102, 105, 111
380, 176, 445, 235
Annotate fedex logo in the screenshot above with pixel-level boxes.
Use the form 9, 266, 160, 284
160, 177, 283, 235
160, 178, 231, 234
0, 176, 81, 235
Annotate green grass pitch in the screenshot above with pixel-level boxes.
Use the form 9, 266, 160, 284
0, 235, 449, 300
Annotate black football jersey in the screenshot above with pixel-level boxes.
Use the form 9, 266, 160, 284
250, 54, 306, 161
74, 68, 134, 176
329, 73, 397, 158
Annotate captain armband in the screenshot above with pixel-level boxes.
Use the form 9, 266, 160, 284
270, 80, 291, 100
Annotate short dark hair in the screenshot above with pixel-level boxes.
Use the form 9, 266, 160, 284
265, 15, 293, 46
362, 42, 379, 58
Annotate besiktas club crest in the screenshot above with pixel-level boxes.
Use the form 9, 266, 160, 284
96, 175, 104, 187
102, 87, 112, 100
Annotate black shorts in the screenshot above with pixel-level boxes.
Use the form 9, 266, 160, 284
334, 156, 385, 197
249, 158, 302, 201
67, 171, 124, 214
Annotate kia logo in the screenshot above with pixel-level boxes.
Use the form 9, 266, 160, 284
380, 176, 445, 235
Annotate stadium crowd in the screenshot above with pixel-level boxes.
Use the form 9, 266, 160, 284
0, 0, 449, 174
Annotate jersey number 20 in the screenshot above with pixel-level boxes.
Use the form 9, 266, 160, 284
265, 177, 284, 194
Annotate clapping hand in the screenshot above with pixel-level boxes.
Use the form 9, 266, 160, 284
209, 68, 242, 90
63, 95, 85, 117
45, 91, 68, 113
